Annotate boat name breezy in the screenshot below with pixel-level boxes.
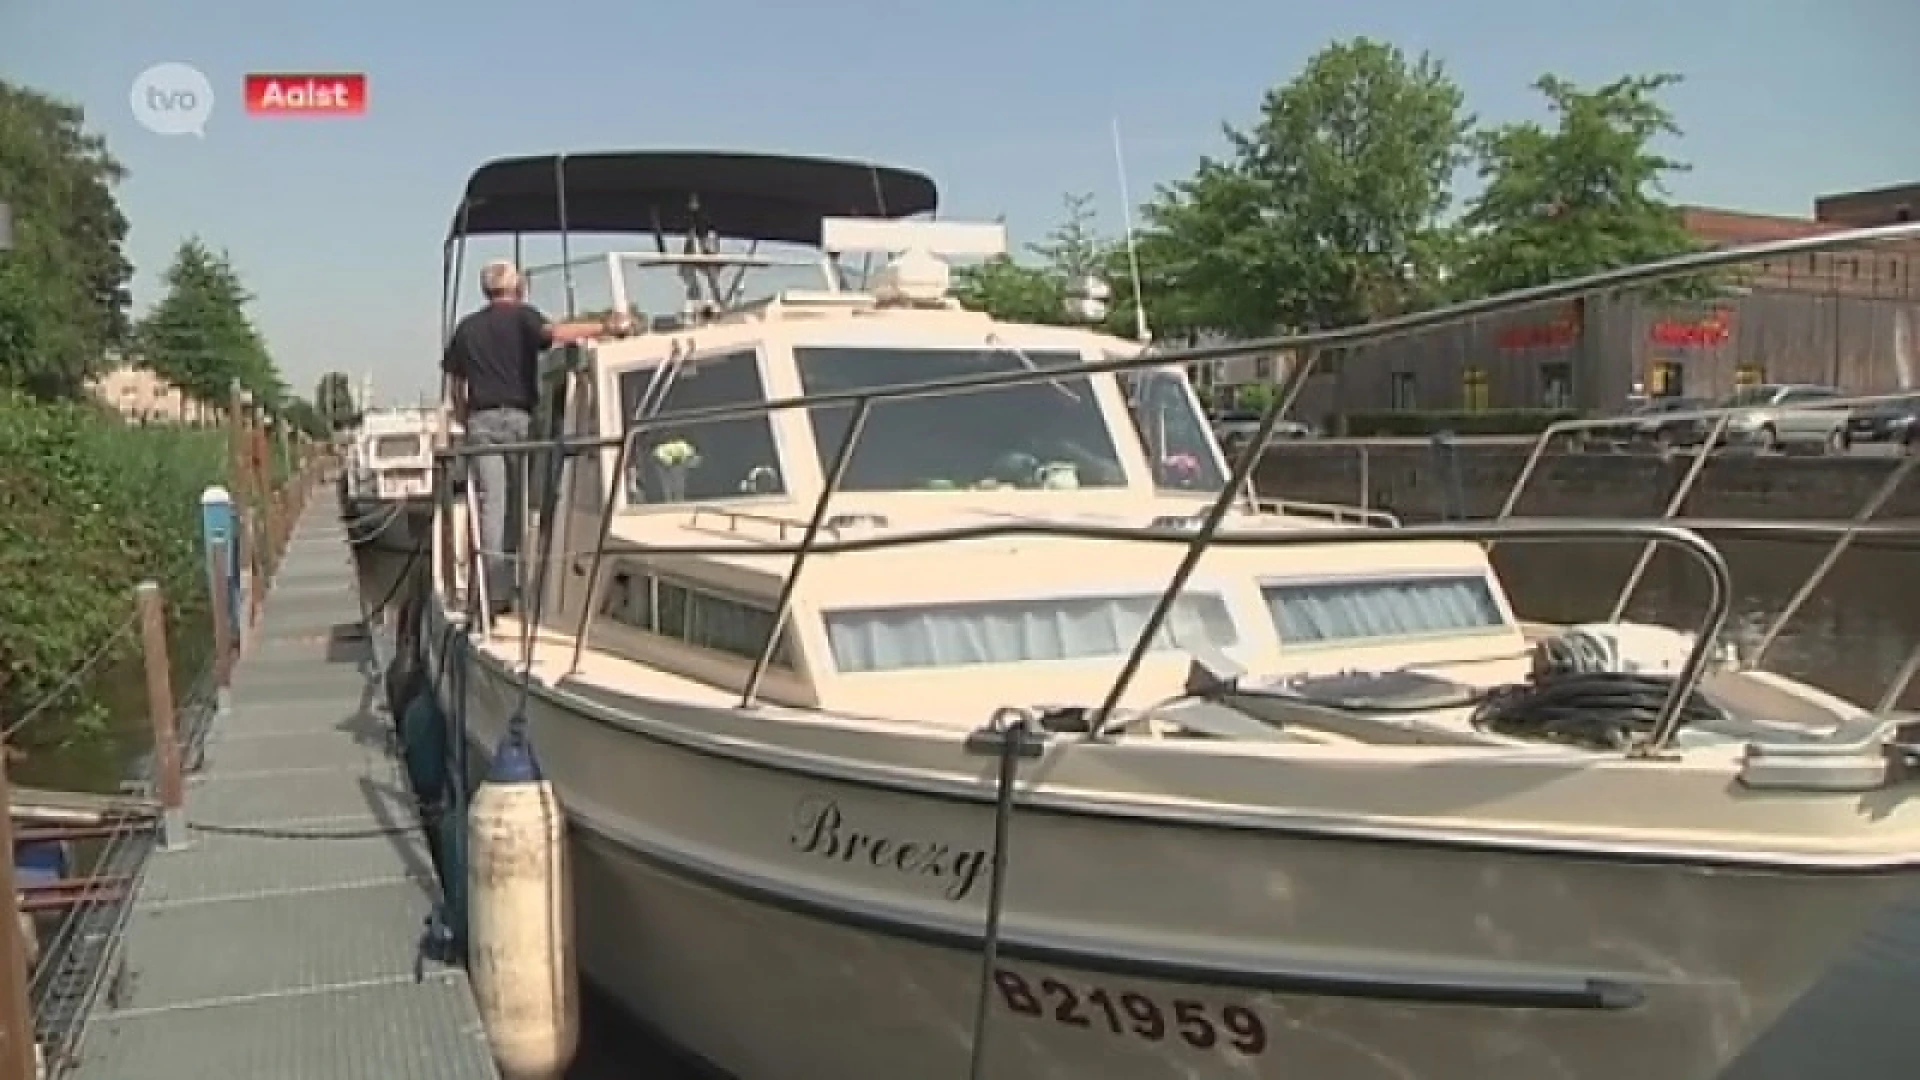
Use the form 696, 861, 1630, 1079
788, 796, 990, 902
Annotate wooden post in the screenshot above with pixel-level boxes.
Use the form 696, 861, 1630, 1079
226, 384, 253, 639
227, 383, 249, 519
258, 417, 277, 576
136, 583, 186, 847
249, 405, 270, 614
208, 538, 234, 688
278, 424, 293, 513
0, 748, 38, 1080
249, 411, 270, 581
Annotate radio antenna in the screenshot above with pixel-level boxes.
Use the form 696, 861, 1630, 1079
1111, 117, 1152, 346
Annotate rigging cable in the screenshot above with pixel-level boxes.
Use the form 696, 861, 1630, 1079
508, 410, 576, 725
964, 709, 1031, 1080
365, 541, 428, 619
4, 610, 142, 738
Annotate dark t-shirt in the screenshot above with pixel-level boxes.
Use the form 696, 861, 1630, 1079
442, 301, 553, 412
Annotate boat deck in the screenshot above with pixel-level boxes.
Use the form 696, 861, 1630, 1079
69, 504, 499, 1080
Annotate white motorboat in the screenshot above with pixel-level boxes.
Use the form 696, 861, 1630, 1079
413, 150, 1920, 1079
341, 404, 445, 554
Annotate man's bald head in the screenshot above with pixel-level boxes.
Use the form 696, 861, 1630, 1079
480, 260, 523, 301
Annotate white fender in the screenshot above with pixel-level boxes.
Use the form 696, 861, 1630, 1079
467, 727, 577, 1080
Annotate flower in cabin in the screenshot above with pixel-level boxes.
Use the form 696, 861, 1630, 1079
652, 439, 699, 468
1162, 452, 1201, 485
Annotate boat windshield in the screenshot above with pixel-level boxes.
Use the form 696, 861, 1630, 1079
794, 346, 1132, 492
373, 434, 422, 460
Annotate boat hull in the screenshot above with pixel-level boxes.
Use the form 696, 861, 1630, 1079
426, 613, 1920, 1079
342, 494, 433, 555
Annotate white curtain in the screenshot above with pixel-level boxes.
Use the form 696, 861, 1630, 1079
825, 593, 1236, 673
1263, 576, 1502, 645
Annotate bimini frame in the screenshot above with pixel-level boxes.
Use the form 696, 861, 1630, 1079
440, 149, 940, 337
434, 161, 1920, 758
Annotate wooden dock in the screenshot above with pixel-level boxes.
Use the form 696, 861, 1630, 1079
66, 501, 499, 1079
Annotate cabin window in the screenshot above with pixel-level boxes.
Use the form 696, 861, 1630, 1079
1261, 573, 1506, 646
374, 434, 422, 459
616, 350, 786, 504
600, 567, 794, 668
1118, 365, 1227, 491
822, 591, 1237, 673
794, 346, 1128, 492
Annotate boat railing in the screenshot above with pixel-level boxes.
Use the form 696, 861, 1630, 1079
435, 219, 1920, 756
438, 395, 1742, 756
686, 506, 845, 544
1487, 394, 1920, 664
1253, 497, 1399, 528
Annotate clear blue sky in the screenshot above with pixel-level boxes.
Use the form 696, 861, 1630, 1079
2, 0, 1915, 405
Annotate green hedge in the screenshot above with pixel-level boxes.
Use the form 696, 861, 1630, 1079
0, 391, 230, 747
1338, 409, 1582, 437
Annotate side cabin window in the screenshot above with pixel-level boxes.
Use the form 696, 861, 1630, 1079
616, 349, 785, 505
599, 565, 796, 669
793, 346, 1129, 493
1261, 573, 1507, 647
1117, 364, 1227, 492
821, 591, 1238, 673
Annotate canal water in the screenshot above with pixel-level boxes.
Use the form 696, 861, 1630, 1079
42, 533, 1920, 1077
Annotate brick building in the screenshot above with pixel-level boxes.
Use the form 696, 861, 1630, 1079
87, 361, 218, 425
1205, 182, 1920, 420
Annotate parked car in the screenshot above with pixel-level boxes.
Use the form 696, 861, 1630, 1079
1211, 410, 1317, 454
1577, 396, 1712, 450
1845, 395, 1920, 452
1714, 383, 1853, 453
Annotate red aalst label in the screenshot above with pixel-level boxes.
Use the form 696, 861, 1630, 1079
243, 73, 367, 116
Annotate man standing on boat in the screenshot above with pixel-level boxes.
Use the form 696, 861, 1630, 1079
443, 259, 631, 617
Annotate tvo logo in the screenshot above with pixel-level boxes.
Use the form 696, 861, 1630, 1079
130, 63, 215, 138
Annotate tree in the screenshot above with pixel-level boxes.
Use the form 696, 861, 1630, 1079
281, 396, 327, 439
1131, 39, 1471, 338
0, 79, 134, 399
1028, 192, 1110, 287
138, 238, 282, 407
1121, 159, 1277, 340
314, 371, 356, 430
1454, 74, 1701, 297
951, 194, 1136, 335
950, 256, 1068, 325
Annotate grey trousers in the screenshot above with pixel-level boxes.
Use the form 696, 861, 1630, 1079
464, 407, 531, 610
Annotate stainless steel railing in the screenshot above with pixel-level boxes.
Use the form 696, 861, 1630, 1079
1486, 391, 1920, 647
548, 515, 1731, 754
431, 219, 1920, 756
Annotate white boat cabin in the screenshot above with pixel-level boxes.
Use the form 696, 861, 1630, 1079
464, 220, 1532, 726
351, 407, 444, 501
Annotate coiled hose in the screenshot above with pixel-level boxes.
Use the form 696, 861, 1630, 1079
1472, 671, 1730, 750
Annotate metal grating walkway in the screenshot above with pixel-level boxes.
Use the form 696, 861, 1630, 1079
69, 503, 500, 1080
